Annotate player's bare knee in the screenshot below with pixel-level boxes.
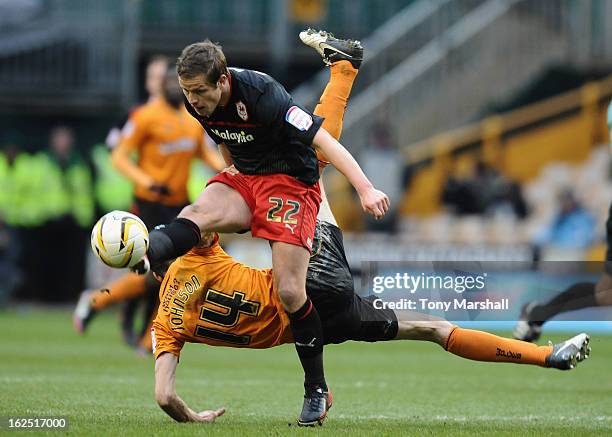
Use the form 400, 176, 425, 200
417, 323, 445, 343
275, 271, 307, 311
276, 284, 307, 313
396, 320, 453, 344
179, 203, 220, 231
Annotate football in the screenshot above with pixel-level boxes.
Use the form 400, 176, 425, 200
90, 210, 149, 268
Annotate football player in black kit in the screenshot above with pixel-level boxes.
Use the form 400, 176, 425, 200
137, 32, 389, 425
514, 99, 612, 342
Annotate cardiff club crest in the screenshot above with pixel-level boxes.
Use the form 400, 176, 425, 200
236, 101, 248, 121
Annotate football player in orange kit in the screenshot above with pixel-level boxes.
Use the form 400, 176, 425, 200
74, 61, 224, 349
150, 30, 590, 425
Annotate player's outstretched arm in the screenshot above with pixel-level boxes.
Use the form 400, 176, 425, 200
313, 127, 390, 219
155, 352, 226, 423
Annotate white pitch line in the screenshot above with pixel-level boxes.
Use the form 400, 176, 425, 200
329, 414, 612, 422
239, 412, 612, 422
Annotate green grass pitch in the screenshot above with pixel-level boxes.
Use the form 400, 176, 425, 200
1, 308, 611, 436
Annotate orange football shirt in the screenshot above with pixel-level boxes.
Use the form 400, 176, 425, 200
120, 98, 207, 206
152, 239, 293, 359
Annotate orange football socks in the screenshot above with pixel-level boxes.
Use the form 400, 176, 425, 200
90, 273, 147, 310
444, 327, 553, 367
315, 60, 358, 141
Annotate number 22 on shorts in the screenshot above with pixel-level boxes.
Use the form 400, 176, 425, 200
266, 197, 301, 224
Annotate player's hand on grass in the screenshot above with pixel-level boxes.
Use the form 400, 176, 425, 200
196, 407, 226, 423
359, 187, 390, 219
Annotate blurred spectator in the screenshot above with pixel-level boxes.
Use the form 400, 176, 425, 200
360, 123, 403, 232
0, 136, 47, 302
0, 139, 21, 225
473, 161, 527, 219
442, 160, 527, 219
12, 145, 42, 303
0, 138, 25, 305
38, 126, 94, 302
441, 174, 481, 215
91, 142, 133, 214
44, 126, 94, 227
534, 189, 596, 250
0, 219, 21, 306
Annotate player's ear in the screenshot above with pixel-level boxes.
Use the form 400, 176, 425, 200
217, 73, 228, 88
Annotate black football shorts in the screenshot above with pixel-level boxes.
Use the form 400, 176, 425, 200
307, 221, 398, 344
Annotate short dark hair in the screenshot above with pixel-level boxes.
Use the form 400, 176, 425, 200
176, 40, 228, 84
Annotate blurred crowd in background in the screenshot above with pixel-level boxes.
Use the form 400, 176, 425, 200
0, 126, 127, 304
1, 0, 612, 305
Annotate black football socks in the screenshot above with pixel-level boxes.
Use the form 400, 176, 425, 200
529, 282, 597, 323
288, 298, 327, 393
147, 218, 201, 265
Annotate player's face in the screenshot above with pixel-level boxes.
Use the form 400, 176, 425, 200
146, 60, 168, 98
178, 74, 225, 117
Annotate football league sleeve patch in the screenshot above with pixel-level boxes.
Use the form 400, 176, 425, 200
286, 106, 314, 131
255, 79, 323, 145
284, 103, 324, 145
